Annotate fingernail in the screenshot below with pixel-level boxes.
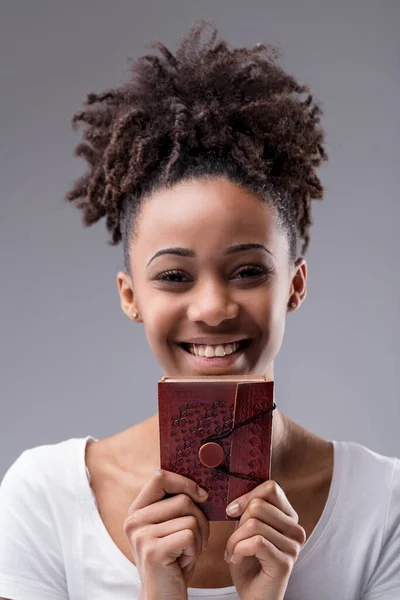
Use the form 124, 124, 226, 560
226, 502, 239, 515
224, 550, 229, 562
197, 485, 208, 498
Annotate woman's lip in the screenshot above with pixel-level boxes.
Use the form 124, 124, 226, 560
178, 337, 251, 345
176, 340, 251, 366
178, 339, 251, 350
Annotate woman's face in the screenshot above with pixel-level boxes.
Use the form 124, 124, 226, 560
117, 175, 307, 377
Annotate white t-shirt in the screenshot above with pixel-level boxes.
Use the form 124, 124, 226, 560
0, 435, 399, 600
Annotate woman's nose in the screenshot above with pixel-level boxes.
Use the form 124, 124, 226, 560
186, 281, 239, 326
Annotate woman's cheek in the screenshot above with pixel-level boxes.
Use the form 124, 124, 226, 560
259, 300, 287, 362
141, 307, 176, 366
270, 302, 289, 356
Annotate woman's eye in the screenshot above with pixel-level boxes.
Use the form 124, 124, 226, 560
234, 266, 269, 279
155, 266, 269, 284
156, 270, 190, 283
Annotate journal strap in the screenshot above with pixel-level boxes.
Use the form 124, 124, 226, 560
200, 402, 277, 483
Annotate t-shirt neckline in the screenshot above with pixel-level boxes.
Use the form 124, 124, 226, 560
77, 435, 342, 596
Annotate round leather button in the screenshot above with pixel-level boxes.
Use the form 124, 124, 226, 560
199, 442, 224, 468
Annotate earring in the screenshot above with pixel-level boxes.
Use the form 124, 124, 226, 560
132, 312, 138, 318
289, 301, 296, 309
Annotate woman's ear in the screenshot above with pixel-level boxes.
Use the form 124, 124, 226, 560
287, 257, 307, 311
116, 270, 142, 322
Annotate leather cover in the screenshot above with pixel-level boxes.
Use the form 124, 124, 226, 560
158, 376, 274, 521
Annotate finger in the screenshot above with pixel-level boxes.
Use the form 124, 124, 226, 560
129, 469, 208, 513
130, 515, 204, 561
226, 480, 298, 521
229, 533, 295, 572
143, 528, 199, 571
157, 516, 204, 557
125, 492, 210, 550
225, 517, 305, 562
124, 515, 205, 554
236, 497, 306, 544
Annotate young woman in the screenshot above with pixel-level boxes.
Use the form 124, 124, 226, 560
0, 19, 399, 600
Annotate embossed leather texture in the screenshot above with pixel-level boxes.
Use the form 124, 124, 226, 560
158, 376, 274, 520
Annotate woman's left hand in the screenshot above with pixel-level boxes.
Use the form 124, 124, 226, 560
224, 480, 306, 600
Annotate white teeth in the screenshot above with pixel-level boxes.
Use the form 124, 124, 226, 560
187, 341, 242, 357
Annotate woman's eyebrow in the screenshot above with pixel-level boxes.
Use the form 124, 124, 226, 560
146, 243, 274, 267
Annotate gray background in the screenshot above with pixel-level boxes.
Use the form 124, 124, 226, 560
1, 0, 399, 478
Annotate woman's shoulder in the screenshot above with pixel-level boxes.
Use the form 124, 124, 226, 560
336, 439, 399, 484
0, 436, 95, 503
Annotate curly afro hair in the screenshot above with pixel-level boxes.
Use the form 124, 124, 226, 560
66, 19, 328, 276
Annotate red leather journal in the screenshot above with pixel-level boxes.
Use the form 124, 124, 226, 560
158, 375, 275, 521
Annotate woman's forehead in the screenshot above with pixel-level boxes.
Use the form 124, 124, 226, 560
130, 178, 289, 265
136, 177, 278, 240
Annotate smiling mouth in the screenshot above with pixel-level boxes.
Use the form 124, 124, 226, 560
178, 339, 252, 358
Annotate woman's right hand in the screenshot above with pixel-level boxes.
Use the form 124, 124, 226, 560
123, 468, 211, 600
